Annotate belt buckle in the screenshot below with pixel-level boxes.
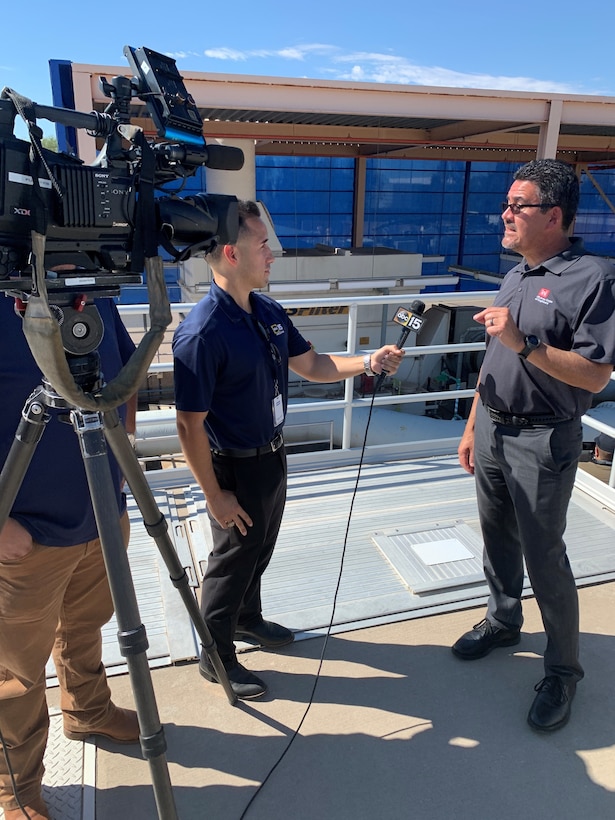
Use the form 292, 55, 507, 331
271, 434, 282, 452
511, 415, 528, 426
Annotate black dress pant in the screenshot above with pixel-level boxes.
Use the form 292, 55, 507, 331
200, 447, 287, 661
474, 401, 584, 682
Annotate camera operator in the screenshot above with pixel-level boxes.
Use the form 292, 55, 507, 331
173, 200, 404, 700
0, 295, 138, 820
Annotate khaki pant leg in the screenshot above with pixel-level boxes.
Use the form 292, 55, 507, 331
0, 541, 82, 808
0, 676, 48, 809
55, 512, 130, 731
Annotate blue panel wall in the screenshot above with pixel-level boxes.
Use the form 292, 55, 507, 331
576, 170, 615, 256
256, 156, 615, 285
363, 159, 466, 276
256, 156, 354, 248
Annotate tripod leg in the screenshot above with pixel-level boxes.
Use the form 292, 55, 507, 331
71, 409, 178, 820
0, 389, 49, 529
103, 409, 237, 706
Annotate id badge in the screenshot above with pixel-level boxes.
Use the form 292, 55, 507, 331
272, 393, 284, 426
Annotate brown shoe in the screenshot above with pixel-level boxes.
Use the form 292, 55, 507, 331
64, 703, 140, 744
3, 795, 50, 819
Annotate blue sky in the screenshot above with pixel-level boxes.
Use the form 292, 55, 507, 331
2, 0, 615, 130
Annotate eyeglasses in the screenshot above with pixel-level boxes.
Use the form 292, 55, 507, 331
501, 201, 558, 215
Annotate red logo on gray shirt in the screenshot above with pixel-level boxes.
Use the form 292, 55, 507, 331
536, 287, 553, 305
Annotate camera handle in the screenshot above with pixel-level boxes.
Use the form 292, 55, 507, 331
0, 380, 236, 820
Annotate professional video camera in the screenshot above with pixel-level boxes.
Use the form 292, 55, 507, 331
0, 45, 242, 301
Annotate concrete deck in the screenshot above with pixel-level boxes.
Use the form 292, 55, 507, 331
48, 580, 615, 820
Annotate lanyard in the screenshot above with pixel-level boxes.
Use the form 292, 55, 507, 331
251, 309, 282, 396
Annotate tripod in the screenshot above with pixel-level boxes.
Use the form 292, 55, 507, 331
0, 349, 237, 819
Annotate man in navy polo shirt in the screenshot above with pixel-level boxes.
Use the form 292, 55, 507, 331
173, 200, 404, 699
0, 296, 138, 820
452, 159, 615, 732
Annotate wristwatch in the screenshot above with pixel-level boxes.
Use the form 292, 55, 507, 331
363, 353, 375, 376
518, 334, 541, 359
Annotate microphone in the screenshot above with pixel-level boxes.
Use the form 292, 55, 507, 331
155, 142, 245, 171
374, 300, 426, 391
200, 144, 245, 171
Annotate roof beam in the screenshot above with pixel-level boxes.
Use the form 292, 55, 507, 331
68, 61, 615, 166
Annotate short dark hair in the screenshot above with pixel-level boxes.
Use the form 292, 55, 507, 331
207, 200, 261, 264
596, 432, 615, 454
513, 159, 579, 230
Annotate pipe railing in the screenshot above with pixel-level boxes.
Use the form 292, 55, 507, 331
120, 290, 490, 464
119, 291, 615, 482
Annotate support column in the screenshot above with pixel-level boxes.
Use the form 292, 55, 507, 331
353, 157, 366, 247
537, 99, 563, 159
205, 138, 256, 199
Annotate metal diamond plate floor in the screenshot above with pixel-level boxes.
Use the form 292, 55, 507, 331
0, 709, 93, 820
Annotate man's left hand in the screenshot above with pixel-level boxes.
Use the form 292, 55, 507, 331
474, 307, 524, 353
371, 345, 405, 375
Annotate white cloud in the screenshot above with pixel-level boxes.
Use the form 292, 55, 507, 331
165, 50, 202, 60
176, 43, 590, 95
332, 51, 579, 94
203, 48, 249, 61
203, 44, 337, 63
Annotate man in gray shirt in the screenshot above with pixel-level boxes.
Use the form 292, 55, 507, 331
453, 159, 615, 732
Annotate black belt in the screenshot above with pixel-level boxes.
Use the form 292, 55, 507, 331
212, 433, 284, 459
485, 405, 570, 427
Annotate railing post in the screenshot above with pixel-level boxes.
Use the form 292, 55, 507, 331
342, 302, 360, 450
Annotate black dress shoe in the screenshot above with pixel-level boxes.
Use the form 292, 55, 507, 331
199, 655, 267, 700
452, 617, 520, 660
235, 619, 294, 648
527, 676, 576, 732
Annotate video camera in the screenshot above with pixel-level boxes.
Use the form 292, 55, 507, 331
0, 45, 242, 301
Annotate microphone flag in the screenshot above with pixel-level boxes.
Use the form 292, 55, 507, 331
374, 300, 426, 391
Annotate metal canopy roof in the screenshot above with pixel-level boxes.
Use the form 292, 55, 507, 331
68, 63, 615, 165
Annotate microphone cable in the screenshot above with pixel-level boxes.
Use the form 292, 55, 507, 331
240, 301, 427, 816
238, 376, 382, 819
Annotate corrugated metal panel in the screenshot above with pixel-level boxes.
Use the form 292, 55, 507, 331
47, 455, 615, 685
258, 457, 615, 630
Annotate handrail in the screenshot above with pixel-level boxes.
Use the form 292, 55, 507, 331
120, 289, 489, 463
119, 290, 615, 477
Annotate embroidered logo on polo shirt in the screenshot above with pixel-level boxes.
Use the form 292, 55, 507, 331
535, 287, 553, 306
270, 323, 285, 336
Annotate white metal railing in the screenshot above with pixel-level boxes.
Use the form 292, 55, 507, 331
120, 290, 615, 478
121, 290, 492, 465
